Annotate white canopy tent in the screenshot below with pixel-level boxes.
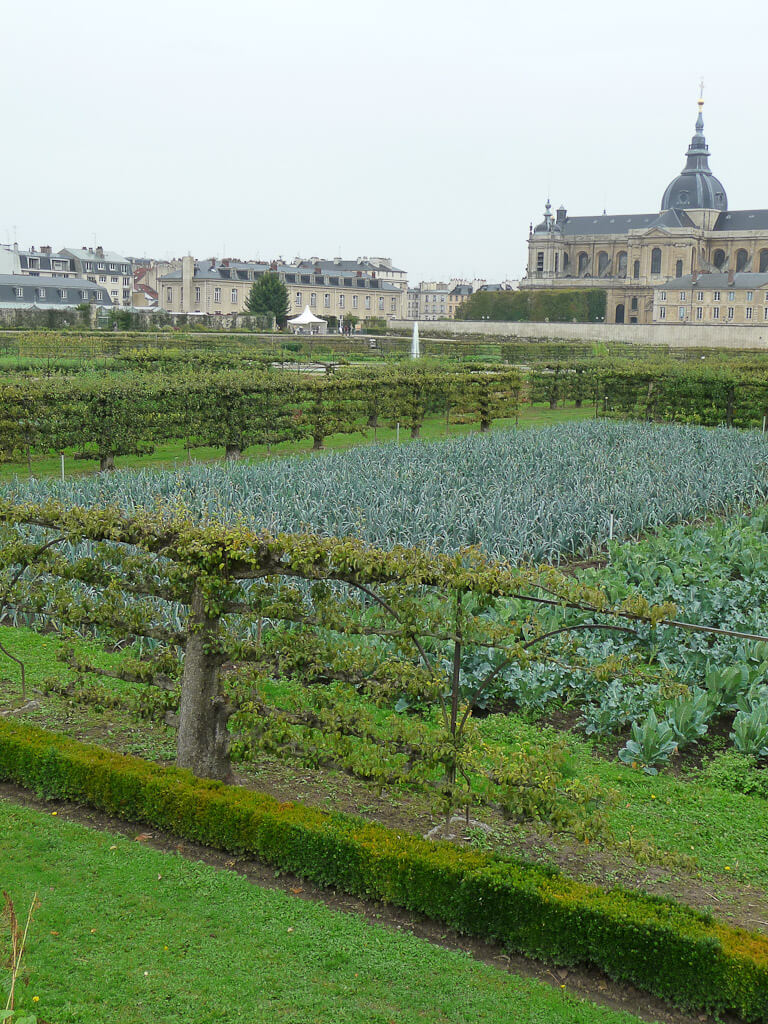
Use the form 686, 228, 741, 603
287, 305, 328, 335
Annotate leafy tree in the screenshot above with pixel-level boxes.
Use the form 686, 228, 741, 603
245, 273, 289, 327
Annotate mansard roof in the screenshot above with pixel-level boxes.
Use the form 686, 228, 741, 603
714, 210, 768, 231
660, 272, 768, 290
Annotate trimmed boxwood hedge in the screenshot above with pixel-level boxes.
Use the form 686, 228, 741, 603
1, 719, 767, 1021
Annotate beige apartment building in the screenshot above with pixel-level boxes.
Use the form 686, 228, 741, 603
61, 246, 133, 307
653, 273, 768, 325
159, 255, 407, 320
522, 98, 768, 326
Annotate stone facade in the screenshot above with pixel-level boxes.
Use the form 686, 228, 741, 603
522, 99, 768, 327
653, 273, 768, 326
61, 246, 133, 307
159, 256, 407, 321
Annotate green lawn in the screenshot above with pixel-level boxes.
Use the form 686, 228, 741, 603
0, 402, 594, 482
0, 800, 649, 1024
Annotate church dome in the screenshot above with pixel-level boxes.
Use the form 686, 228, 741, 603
661, 100, 727, 212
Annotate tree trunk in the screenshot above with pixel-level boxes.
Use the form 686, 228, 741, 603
574, 398, 583, 408
726, 386, 735, 428
480, 419, 491, 433
549, 397, 558, 410
225, 444, 241, 461
177, 586, 232, 781
312, 431, 325, 451
367, 412, 379, 428
410, 424, 421, 439
99, 452, 115, 472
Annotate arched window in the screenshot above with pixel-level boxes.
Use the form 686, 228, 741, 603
633, 259, 640, 279
578, 251, 589, 276
615, 303, 625, 324
713, 249, 726, 270
617, 251, 628, 278
675, 260, 683, 278
736, 249, 749, 272
562, 252, 569, 273
760, 250, 768, 273
597, 251, 610, 276
651, 248, 662, 275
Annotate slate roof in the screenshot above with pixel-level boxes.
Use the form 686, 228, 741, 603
160, 260, 402, 290
714, 210, 768, 231
659, 272, 768, 289
0, 274, 112, 306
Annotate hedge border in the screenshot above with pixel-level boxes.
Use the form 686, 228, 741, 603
1, 719, 766, 1021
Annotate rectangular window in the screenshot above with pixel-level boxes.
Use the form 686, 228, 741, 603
99, 275, 106, 282
324, 293, 330, 307
746, 307, 753, 320
713, 291, 721, 301
296, 291, 302, 305
696, 306, 703, 320
111, 276, 119, 283
38, 288, 46, 298
747, 291, 754, 302
195, 286, 201, 302
660, 290, 666, 301
679, 291, 686, 301
536, 251, 544, 271
339, 294, 345, 308
310, 292, 316, 307
727, 307, 734, 319
61, 289, 67, 300
109, 263, 116, 271
678, 306, 686, 320
378, 297, 384, 310
214, 287, 221, 302
728, 291, 735, 301
167, 288, 172, 302
697, 291, 704, 301
659, 306, 666, 320
231, 288, 238, 303
352, 294, 358, 308
713, 307, 720, 319
764, 308, 768, 321
391, 297, 397, 311
365, 295, 371, 310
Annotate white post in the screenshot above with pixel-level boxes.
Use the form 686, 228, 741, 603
396, 422, 400, 443
763, 415, 766, 434
60, 453, 65, 482
609, 512, 614, 541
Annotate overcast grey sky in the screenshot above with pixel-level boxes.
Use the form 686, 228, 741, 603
3, 0, 767, 283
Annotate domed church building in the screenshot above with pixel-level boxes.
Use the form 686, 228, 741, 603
523, 96, 768, 325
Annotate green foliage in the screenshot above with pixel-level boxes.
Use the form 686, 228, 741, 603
457, 289, 606, 323
731, 704, 768, 757
703, 751, 768, 799
1, 719, 768, 1022
618, 710, 678, 775
244, 272, 287, 326
666, 687, 710, 748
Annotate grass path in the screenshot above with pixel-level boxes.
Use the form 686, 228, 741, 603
0, 402, 594, 482
0, 799, 652, 1024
